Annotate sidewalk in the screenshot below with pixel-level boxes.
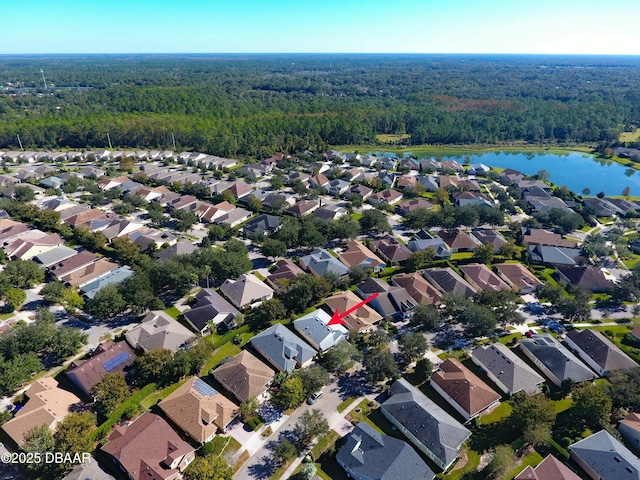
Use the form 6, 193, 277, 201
279, 393, 375, 479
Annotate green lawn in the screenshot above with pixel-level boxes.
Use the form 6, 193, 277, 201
92, 383, 157, 441
479, 402, 512, 425
346, 399, 374, 425
164, 306, 182, 320
207, 324, 252, 348
443, 448, 481, 480
140, 378, 188, 409
506, 450, 544, 479
336, 396, 357, 413
553, 397, 573, 414
200, 342, 241, 375
310, 430, 340, 460
450, 252, 475, 261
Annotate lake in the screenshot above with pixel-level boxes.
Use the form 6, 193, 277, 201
441, 151, 640, 196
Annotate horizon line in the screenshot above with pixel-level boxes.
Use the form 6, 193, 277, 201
1, 52, 640, 57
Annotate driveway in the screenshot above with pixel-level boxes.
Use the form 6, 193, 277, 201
234, 372, 372, 480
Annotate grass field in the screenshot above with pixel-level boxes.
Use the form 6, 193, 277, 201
620, 128, 640, 143
200, 342, 241, 375
376, 133, 411, 143
163, 306, 182, 320
140, 378, 188, 409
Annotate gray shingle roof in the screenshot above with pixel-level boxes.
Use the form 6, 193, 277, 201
520, 334, 595, 384
472, 343, 545, 395
566, 329, 637, 372
293, 309, 348, 352
183, 288, 240, 333
80, 266, 134, 299
33, 245, 78, 268
251, 324, 317, 372
337, 422, 435, 480
423, 267, 477, 299
570, 430, 640, 480
382, 378, 470, 471
299, 248, 349, 277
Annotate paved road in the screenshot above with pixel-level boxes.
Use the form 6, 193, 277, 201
234, 372, 372, 480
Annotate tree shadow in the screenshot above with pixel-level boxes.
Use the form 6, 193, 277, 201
469, 419, 519, 453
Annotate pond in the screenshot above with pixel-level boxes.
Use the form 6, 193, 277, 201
441, 151, 640, 196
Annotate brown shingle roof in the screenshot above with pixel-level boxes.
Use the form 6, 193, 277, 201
324, 291, 382, 333
159, 377, 238, 442
101, 412, 195, 480
66, 342, 135, 397
459, 263, 511, 292
515, 454, 581, 480
49, 250, 99, 278
493, 263, 543, 292
522, 228, 578, 248
339, 240, 386, 270
212, 350, 275, 403
392, 272, 443, 305
431, 358, 501, 419
437, 229, 479, 250
2, 378, 81, 447
59, 257, 118, 286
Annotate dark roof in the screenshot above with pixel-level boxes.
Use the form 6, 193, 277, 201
528, 244, 581, 266
66, 342, 135, 396
156, 241, 198, 262
570, 430, 640, 480
423, 267, 477, 299
183, 288, 240, 333
382, 378, 470, 471
557, 266, 614, 291
251, 324, 316, 372
472, 343, 544, 395
243, 214, 281, 235
566, 329, 637, 372
520, 334, 595, 384
337, 422, 435, 480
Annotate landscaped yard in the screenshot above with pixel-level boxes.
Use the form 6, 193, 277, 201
200, 342, 241, 375
479, 401, 512, 425
163, 306, 182, 320
336, 396, 357, 413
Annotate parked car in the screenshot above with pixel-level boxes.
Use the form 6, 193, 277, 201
307, 390, 323, 405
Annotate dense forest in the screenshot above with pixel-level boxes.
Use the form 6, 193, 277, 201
1, 54, 640, 157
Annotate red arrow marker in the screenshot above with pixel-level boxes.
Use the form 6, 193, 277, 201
327, 292, 379, 326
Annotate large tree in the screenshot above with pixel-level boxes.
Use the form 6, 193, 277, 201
295, 409, 329, 446
363, 349, 399, 382
410, 303, 442, 330
397, 332, 428, 364
319, 341, 362, 374
92, 372, 131, 416
84, 284, 127, 319
184, 455, 234, 480
572, 384, 612, 429
271, 376, 305, 410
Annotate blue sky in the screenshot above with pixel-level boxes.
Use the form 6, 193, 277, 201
3, 0, 639, 54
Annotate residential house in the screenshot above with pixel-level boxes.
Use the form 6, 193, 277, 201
39, 176, 65, 190
6, 232, 64, 260
470, 229, 508, 252
519, 334, 596, 386
392, 272, 444, 305
59, 258, 119, 288
557, 266, 614, 292
355, 278, 417, 320
399, 157, 421, 171
517, 179, 552, 191
159, 377, 238, 441
213, 207, 253, 228
240, 163, 272, 178
430, 358, 501, 421
472, 343, 545, 396
66, 342, 136, 397
420, 158, 441, 172
380, 157, 398, 171
337, 422, 436, 480
570, 430, 640, 480
101, 219, 144, 243
33, 245, 78, 268
584, 197, 624, 217
2, 378, 82, 447
299, 248, 349, 277
182, 288, 241, 334
527, 195, 573, 213
250, 323, 317, 372
286, 200, 320, 217
349, 184, 374, 201
407, 234, 452, 259
381, 378, 471, 472
442, 160, 464, 172
528, 244, 582, 266
437, 229, 479, 252
227, 181, 253, 200
96, 175, 130, 191
323, 291, 382, 333
79, 265, 134, 299
398, 198, 434, 215
0, 219, 32, 248
467, 163, 490, 175
454, 191, 495, 208
439, 175, 460, 189
459, 263, 511, 292
313, 204, 346, 221
293, 309, 348, 352
308, 174, 330, 189
48, 250, 99, 281
212, 351, 275, 404
618, 412, 640, 454
396, 175, 417, 189
326, 179, 351, 196
417, 175, 440, 191
220, 273, 274, 310
498, 168, 524, 185
129, 228, 177, 252
125, 311, 196, 353
424, 267, 477, 299
522, 227, 578, 248
101, 412, 195, 480
266, 259, 305, 289
338, 240, 386, 273
369, 189, 404, 205
514, 454, 581, 480
196, 201, 234, 223
156, 241, 198, 262
370, 236, 413, 264
493, 263, 543, 294
242, 214, 281, 237
565, 329, 637, 377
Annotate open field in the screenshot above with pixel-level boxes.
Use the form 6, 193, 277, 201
375, 133, 411, 143
620, 128, 640, 142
